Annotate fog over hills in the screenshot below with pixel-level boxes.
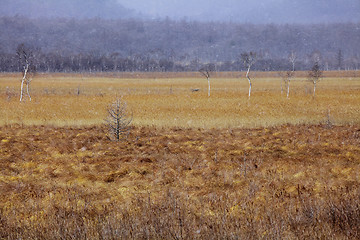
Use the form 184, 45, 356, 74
118, 0, 360, 23
1, 0, 359, 23
0, 0, 359, 72
0, 0, 138, 19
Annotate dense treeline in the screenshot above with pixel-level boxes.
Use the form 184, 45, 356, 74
0, 17, 359, 72
0, 0, 137, 20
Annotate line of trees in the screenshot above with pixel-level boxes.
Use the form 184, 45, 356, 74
0, 17, 359, 72
0, 47, 358, 73
0, 51, 183, 72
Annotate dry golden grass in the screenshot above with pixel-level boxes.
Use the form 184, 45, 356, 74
1, 71, 360, 239
0, 71, 359, 128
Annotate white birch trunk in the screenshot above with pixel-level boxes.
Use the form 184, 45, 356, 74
313, 81, 316, 97
26, 78, 31, 101
20, 78, 25, 102
20, 64, 29, 102
287, 80, 290, 99
207, 77, 211, 97
246, 66, 251, 98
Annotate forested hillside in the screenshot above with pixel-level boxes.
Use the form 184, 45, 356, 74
0, 17, 359, 72
119, 0, 360, 24
0, 0, 137, 19
4, 0, 358, 24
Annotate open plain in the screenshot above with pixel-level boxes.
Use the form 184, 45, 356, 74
1, 71, 360, 128
1, 71, 360, 239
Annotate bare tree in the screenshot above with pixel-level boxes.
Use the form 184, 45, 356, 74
289, 51, 296, 72
308, 61, 323, 98
310, 50, 322, 65
336, 49, 343, 70
241, 52, 257, 99
17, 44, 35, 102
199, 64, 215, 97
279, 71, 294, 99
105, 97, 132, 141
280, 51, 296, 98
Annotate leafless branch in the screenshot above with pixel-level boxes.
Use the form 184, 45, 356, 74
105, 97, 132, 141
241, 51, 257, 99
17, 43, 36, 102
199, 64, 214, 97
308, 61, 323, 97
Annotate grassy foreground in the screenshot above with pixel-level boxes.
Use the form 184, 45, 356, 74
0, 71, 360, 239
1, 124, 360, 239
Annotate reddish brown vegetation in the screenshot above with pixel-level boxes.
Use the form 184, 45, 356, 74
1, 124, 360, 239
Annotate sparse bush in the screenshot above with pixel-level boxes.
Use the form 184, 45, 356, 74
105, 97, 132, 141
5, 86, 16, 101
324, 109, 334, 128
308, 61, 323, 97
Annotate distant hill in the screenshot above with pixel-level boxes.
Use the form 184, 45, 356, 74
2, 0, 358, 23
118, 0, 360, 24
0, 0, 138, 19
0, 16, 359, 72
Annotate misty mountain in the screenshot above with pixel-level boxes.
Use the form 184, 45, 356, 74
0, 16, 359, 72
0, 1, 359, 72
0, 0, 138, 19
119, 0, 360, 24
1, 0, 359, 23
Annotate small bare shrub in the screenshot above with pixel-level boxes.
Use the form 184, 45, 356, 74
308, 61, 323, 97
5, 87, 16, 101
324, 109, 334, 128
105, 97, 132, 141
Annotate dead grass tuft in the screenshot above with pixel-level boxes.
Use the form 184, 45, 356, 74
0, 124, 360, 238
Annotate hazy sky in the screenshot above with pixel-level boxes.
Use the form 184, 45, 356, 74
117, 0, 360, 23
1, 0, 359, 23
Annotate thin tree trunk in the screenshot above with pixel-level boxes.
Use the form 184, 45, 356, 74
287, 80, 290, 99
26, 79, 31, 101
116, 113, 120, 141
246, 66, 251, 98
313, 81, 316, 97
248, 80, 252, 99
20, 64, 29, 102
20, 79, 25, 102
207, 77, 211, 97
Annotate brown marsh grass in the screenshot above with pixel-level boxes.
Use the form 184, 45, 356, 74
0, 124, 360, 239
0, 71, 360, 239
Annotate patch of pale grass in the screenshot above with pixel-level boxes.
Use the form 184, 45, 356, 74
0, 73, 359, 128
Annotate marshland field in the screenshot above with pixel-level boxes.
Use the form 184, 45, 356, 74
1, 71, 360, 239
